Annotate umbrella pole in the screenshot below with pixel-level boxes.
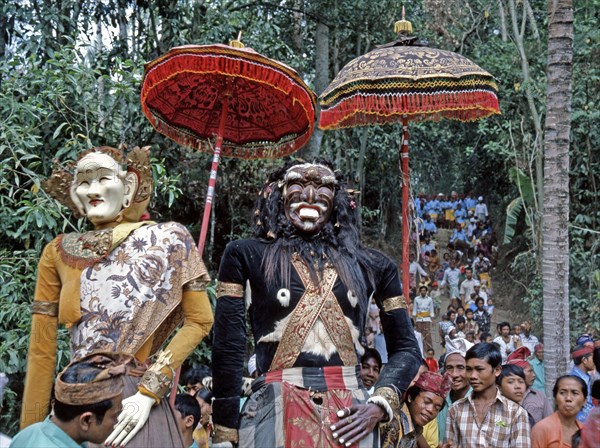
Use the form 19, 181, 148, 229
197, 97, 229, 255
401, 116, 410, 306
170, 99, 228, 408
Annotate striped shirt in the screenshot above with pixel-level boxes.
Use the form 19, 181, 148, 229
445, 387, 531, 447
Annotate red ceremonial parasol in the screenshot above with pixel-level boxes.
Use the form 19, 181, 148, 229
141, 35, 316, 254
141, 35, 316, 405
319, 10, 500, 302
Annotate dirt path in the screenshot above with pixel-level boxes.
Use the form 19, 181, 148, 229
428, 229, 530, 351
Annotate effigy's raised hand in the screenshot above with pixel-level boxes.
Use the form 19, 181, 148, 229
330, 404, 385, 447
104, 392, 154, 447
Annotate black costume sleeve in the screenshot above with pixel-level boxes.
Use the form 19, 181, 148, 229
212, 242, 247, 429
371, 253, 422, 397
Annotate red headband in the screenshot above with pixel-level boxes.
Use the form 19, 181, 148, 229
507, 346, 531, 369
414, 371, 452, 400
572, 346, 594, 359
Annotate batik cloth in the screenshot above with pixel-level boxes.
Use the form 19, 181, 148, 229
70, 222, 203, 358
239, 366, 377, 448
22, 220, 212, 437
380, 403, 420, 448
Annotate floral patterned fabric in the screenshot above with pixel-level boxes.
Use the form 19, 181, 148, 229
70, 221, 203, 359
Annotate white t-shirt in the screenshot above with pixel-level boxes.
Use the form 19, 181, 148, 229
494, 335, 518, 363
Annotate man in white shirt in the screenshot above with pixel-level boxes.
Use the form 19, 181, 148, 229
420, 235, 436, 256
459, 267, 477, 307
441, 259, 461, 308
467, 217, 478, 239
474, 196, 489, 223
412, 285, 435, 351
493, 321, 521, 363
518, 321, 539, 354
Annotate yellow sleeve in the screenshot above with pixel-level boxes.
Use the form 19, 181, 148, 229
422, 418, 439, 448
139, 289, 213, 401
21, 243, 60, 429
163, 289, 214, 371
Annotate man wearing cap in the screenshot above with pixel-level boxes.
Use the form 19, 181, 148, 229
466, 217, 478, 239
570, 344, 595, 422
437, 338, 473, 443
413, 285, 435, 352
529, 343, 546, 393
507, 346, 552, 425
380, 371, 452, 448
474, 196, 488, 223
10, 353, 128, 448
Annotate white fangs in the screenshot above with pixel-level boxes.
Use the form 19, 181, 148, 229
298, 208, 319, 219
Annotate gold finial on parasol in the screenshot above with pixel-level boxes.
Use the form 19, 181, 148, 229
229, 31, 245, 48
394, 6, 413, 35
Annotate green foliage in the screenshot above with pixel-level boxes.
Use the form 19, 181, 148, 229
0, 249, 71, 435
0, 0, 598, 435
503, 167, 535, 244
504, 197, 524, 244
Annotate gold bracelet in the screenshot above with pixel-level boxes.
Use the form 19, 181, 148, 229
138, 350, 173, 400
212, 424, 239, 444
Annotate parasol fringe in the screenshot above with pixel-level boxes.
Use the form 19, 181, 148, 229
318, 90, 500, 129
148, 112, 311, 160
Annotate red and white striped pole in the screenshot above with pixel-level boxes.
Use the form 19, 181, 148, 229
197, 96, 229, 255
401, 116, 411, 306
170, 96, 229, 408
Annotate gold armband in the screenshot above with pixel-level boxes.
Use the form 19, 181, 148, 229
382, 295, 407, 312
371, 386, 401, 415
31, 301, 58, 317
183, 276, 210, 292
212, 424, 239, 444
216, 281, 244, 298
138, 350, 173, 403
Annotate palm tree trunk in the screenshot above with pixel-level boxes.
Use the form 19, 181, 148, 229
542, 0, 573, 396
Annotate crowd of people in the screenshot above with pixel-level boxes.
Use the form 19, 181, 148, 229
5, 153, 599, 448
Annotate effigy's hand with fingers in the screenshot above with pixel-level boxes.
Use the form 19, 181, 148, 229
104, 392, 154, 447
330, 404, 385, 447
